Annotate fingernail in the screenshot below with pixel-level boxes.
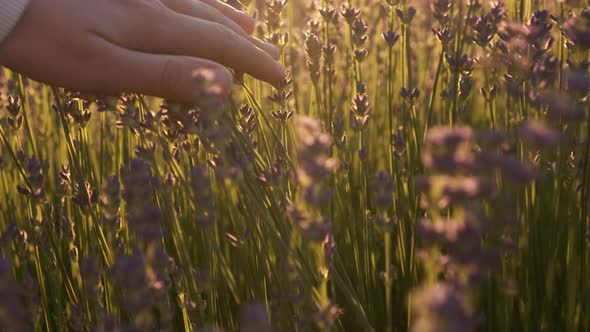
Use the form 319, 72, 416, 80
264, 43, 281, 60
241, 14, 256, 34
245, 14, 255, 26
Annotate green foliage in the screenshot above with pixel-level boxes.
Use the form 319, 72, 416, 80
1, 0, 590, 331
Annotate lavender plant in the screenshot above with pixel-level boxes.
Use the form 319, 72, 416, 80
1, 0, 590, 331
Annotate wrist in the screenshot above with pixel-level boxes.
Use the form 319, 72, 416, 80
0, 0, 32, 46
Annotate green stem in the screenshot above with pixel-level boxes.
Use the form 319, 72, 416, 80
17, 74, 38, 157
424, 51, 444, 142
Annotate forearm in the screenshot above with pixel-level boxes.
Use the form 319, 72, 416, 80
0, 0, 31, 44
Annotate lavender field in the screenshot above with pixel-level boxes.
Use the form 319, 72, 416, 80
1, 0, 590, 331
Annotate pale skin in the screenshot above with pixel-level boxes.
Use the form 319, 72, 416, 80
0, 0, 287, 102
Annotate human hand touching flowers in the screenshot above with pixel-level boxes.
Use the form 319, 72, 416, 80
0, 0, 286, 102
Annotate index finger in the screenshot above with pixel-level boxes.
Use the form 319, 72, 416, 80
123, 12, 286, 85
199, 0, 255, 34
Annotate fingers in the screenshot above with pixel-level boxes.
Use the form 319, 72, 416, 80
163, 0, 279, 59
118, 11, 286, 86
176, 0, 256, 34
198, 0, 254, 33
90, 38, 233, 103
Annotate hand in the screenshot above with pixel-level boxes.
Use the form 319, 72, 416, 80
0, 0, 286, 102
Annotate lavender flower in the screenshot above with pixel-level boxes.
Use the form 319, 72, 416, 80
412, 283, 479, 332
99, 175, 121, 227
382, 30, 400, 47
240, 302, 271, 332
563, 10, 590, 50
0, 258, 30, 331
422, 127, 477, 174
190, 165, 215, 227
15, 155, 46, 201
414, 125, 504, 332
517, 120, 560, 148
305, 33, 323, 84
370, 170, 395, 209
120, 158, 162, 242
293, 116, 338, 190
425, 126, 474, 147
287, 205, 332, 242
